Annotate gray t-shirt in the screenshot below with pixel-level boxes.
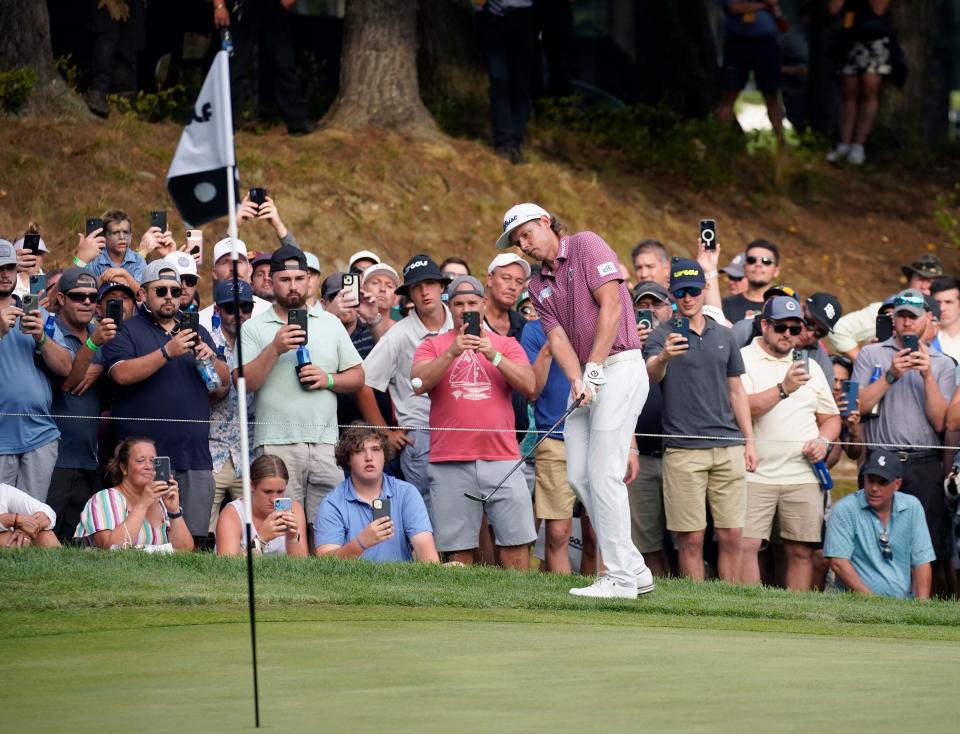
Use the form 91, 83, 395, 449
644, 317, 745, 449
852, 338, 957, 449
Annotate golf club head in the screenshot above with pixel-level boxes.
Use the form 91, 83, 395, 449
463, 491, 486, 503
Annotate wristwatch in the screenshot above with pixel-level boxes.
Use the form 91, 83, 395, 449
777, 383, 788, 400
884, 369, 898, 385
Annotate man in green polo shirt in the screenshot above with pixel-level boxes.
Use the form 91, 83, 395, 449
236, 245, 364, 528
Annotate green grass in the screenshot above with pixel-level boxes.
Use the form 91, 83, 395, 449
3, 549, 959, 732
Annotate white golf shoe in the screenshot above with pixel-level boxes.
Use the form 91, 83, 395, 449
635, 567, 656, 596
569, 576, 639, 599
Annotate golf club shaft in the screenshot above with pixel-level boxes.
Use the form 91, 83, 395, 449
471, 394, 585, 502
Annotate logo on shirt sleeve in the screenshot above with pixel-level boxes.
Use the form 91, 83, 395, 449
597, 261, 617, 277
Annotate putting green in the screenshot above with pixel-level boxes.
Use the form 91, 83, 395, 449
6, 617, 956, 733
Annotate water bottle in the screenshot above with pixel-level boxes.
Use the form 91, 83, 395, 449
811, 460, 834, 491
43, 315, 56, 339
866, 364, 883, 418
196, 356, 222, 392
220, 29, 234, 57
295, 345, 312, 391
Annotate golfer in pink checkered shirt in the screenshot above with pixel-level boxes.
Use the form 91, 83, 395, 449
496, 203, 654, 599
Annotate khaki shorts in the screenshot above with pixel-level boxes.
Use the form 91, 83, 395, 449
534, 438, 576, 520
662, 445, 746, 532
745, 482, 823, 543
627, 455, 665, 552
209, 456, 245, 533
257, 443, 343, 524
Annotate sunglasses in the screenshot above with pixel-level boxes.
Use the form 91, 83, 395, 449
152, 286, 182, 299
771, 323, 803, 336
219, 301, 255, 316
893, 295, 924, 307
181, 275, 199, 288
803, 318, 829, 338
672, 287, 702, 299
878, 531, 893, 561
64, 292, 96, 304
519, 306, 536, 316
746, 255, 775, 266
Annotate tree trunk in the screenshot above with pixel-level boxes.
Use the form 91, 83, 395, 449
874, 0, 951, 150
323, 0, 437, 137
0, 0, 85, 115
417, 0, 486, 107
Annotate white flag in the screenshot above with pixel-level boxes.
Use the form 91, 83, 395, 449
166, 51, 238, 226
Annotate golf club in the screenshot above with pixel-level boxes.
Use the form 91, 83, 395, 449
464, 394, 585, 503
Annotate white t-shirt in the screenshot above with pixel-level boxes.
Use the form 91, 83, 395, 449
0, 483, 56, 530
937, 329, 960, 365
740, 340, 839, 485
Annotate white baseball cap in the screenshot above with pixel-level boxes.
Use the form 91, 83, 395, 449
13, 235, 49, 253
348, 249, 381, 269
495, 203, 550, 250
305, 252, 321, 274
164, 251, 198, 278
213, 237, 249, 264
487, 252, 531, 279
361, 262, 400, 288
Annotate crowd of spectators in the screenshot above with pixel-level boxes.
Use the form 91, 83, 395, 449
0, 193, 956, 602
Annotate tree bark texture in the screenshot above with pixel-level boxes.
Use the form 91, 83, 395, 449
417, 0, 486, 106
323, 0, 437, 135
0, 0, 85, 115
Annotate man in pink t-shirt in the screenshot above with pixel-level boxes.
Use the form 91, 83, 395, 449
496, 202, 654, 599
411, 276, 536, 569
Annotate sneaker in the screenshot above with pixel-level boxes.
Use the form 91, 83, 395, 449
85, 89, 110, 119
825, 143, 849, 163
569, 576, 638, 599
847, 145, 865, 166
635, 567, 656, 596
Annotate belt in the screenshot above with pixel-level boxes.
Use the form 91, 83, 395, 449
896, 449, 939, 463
638, 450, 663, 459
580, 349, 643, 371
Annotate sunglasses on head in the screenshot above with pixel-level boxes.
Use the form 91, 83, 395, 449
893, 295, 924, 307
219, 301, 255, 316
878, 531, 893, 561
65, 292, 96, 304
180, 275, 199, 287
152, 286, 182, 299
746, 255, 774, 266
728, 275, 744, 282
672, 287, 702, 299
771, 322, 803, 336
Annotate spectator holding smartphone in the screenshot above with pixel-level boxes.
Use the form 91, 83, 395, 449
12, 230, 48, 300
199, 239, 274, 332
215, 455, 308, 557
315, 425, 438, 562
75, 437, 193, 552
75, 211, 149, 283
101, 261, 229, 544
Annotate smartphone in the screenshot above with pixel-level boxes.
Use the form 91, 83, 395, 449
152, 456, 172, 483
636, 309, 653, 330
902, 333, 919, 353
22, 233, 41, 254
671, 316, 689, 340
792, 348, 808, 371
149, 210, 167, 232
178, 311, 200, 347
29, 274, 47, 295
106, 298, 124, 325
249, 187, 267, 206
22, 293, 39, 314
876, 314, 893, 342
840, 379, 859, 417
464, 311, 482, 337
700, 219, 717, 251
341, 273, 360, 305
287, 308, 308, 341
85, 217, 103, 236
273, 497, 293, 513
372, 498, 391, 522
186, 229, 203, 260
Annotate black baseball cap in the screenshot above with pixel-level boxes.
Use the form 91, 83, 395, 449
860, 449, 902, 484
269, 245, 307, 274
805, 292, 842, 333
322, 272, 346, 301
395, 254, 450, 297
632, 280, 670, 304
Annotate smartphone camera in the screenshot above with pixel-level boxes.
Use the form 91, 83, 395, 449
700, 219, 717, 251
464, 311, 482, 337
249, 188, 267, 207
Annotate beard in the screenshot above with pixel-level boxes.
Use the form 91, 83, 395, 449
0, 285, 14, 299
277, 291, 303, 310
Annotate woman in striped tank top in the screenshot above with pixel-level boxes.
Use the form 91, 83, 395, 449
75, 437, 194, 552
215, 455, 308, 557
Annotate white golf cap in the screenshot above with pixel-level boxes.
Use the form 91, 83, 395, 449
495, 203, 550, 250
348, 249, 381, 269
13, 236, 49, 253
305, 252, 321, 273
163, 251, 198, 278
487, 252, 531, 279
361, 262, 400, 288
213, 237, 248, 264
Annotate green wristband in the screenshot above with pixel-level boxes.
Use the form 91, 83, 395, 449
36, 333, 47, 349
85, 337, 100, 353
326, 374, 335, 390
72, 255, 87, 267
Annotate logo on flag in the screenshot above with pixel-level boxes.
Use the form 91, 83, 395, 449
166, 51, 239, 226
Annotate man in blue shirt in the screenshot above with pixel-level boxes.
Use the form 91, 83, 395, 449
314, 425, 439, 563
0, 240, 73, 500
824, 449, 935, 599
101, 260, 230, 542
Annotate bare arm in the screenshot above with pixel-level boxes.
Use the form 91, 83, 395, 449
828, 0, 845, 13
586, 280, 622, 366
410, 531, 441, 563
215, 503, 243, 556
729, 376, 758, 471
530, 342, 553, 401
410, 347, 456, 394
912, 562, 932, 600
829, 557, 873, 595
815, 413, 842, 443
479, 338, 534, 399
921, 370, 948, 433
